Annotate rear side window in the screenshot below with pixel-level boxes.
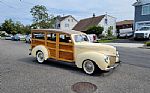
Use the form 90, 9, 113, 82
32, 32, 45, 40
59, 34, 71, 43
47, 33, 56, 41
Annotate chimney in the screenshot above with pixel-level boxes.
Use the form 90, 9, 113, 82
93, 13, 95, 17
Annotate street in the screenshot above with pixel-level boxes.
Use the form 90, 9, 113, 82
1, 40, 150, 93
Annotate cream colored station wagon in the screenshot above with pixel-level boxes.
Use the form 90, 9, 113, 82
30, 29, 120, 75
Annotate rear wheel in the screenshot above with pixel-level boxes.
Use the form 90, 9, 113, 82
36, 51, 45, 63
82, 60, 96, 75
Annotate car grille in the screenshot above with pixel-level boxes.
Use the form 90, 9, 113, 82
109, 56, 116, 65
135, 33, 144, 38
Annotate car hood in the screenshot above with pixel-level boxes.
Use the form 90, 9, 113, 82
75, 42, 117, 56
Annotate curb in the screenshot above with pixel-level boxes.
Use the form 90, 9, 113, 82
139, 45, 150, 49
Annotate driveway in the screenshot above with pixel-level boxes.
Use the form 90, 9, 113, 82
1, 40, 150, 93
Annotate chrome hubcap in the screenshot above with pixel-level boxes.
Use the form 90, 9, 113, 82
83, 60, 94, 74
37, 52, 44, 63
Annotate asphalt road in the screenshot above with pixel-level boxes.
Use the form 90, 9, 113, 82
1, 40, 150, 93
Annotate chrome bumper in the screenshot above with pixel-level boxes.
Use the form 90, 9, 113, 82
105, 61, 121, 71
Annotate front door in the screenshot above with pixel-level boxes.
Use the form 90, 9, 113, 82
47, 32, 57, 59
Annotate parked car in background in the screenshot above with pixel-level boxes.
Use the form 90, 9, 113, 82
87, 34, 97, 42
25, 34, 31, 43
20, 34, 26, 41
12, 34, 26, 41
12, 34, 20, 41
5, 35, 13, 40
134, 26, 150, 40
119, 32, 134, 38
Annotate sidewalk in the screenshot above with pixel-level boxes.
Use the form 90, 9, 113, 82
104, 43, 144, 48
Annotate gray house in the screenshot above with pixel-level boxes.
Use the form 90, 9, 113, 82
133, 0, 150, 30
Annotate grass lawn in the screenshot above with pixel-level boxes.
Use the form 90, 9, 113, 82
97, 39, 114, 43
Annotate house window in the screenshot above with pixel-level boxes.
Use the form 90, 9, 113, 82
142, 4, 150, 15
65, 24, 69, 27
68, 19, 70, 22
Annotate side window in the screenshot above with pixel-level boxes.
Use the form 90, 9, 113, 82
32, 32, 45, 40
65, 24, 69, 27
59, 34, 71, 43
47, 33, 56, 42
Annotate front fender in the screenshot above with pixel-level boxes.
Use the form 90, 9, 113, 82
75, 52, 109, 70
31, 45, 49, 60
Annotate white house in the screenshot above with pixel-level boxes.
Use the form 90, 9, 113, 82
73, 14, 117, 36
54, 15, 78, 30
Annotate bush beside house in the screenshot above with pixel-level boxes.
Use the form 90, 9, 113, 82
145, 42, 150, 46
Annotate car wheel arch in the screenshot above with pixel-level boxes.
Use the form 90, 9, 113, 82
31, 45, 49, 60
75, 52, 108, 70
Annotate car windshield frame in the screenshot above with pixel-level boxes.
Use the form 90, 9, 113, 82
74, 34, 89, 42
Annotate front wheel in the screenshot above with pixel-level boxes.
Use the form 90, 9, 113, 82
82, 60, 96, 75
36, 51, 45, 63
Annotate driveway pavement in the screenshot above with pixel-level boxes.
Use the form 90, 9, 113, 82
1, 40, 150, 93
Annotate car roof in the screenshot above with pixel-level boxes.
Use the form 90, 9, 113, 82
32, 29, 85, 35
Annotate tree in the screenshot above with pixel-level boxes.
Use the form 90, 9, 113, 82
107, 26, 113, 36
21, 25, 31, 35
1, 19, 31, 35
86, 26, 104, 37
30, 5, 54, 29
14, 21, 23, 34
1, 19, 14, 34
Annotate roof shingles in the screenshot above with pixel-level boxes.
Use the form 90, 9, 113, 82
73, 15, 105, 31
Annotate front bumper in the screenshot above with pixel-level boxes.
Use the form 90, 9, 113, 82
105, 61, 121, 71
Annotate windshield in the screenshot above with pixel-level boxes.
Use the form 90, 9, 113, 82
139, 27, 150, 31
74, 34, 89, 42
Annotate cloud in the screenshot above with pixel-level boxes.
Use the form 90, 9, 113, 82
0, 0, 136, 24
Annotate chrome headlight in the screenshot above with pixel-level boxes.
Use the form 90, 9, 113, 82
104, 55, 109, 63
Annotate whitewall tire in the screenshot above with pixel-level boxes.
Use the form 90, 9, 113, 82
36, 51, 45, 63
83, 60, 95, 75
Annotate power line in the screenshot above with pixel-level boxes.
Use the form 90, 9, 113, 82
0, 0, 16, 9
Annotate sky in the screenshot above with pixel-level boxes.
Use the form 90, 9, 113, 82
0, 0, 136, 25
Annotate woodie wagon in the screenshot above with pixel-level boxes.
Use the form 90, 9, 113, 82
30, 29, 120, 75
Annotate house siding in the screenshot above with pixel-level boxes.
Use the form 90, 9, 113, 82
134, 2, 150, 30
134, 5, 150, 22
99, 15, 116, 36
54, 16, 78, 30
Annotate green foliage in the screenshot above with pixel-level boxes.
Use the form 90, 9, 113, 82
0, 33, 6, 37
0, 19, 31, 35
107, 26, 113, 36
101, 36, 117, 40
30, 5, 54, 29
1, 19, 14, 34
97, 39, 113, 43
86, 26, 104, 37
145, 42, 150, 46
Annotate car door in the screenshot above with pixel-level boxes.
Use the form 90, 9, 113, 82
47, 32, 57, 59
58, 33, 74, 62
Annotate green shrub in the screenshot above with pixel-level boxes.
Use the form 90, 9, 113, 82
146, 42, 150, 46
86, 26, 104, 37
101, 36, 117, 40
